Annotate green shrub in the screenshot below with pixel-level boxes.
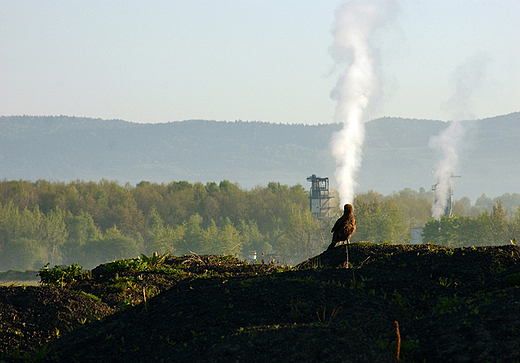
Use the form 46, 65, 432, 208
38, 263, 84, 288
105, 252, 169, 272
106, 258, 148, 272
139, 252, 169, 270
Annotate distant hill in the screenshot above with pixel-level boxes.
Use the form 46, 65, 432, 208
1, 113, 520, 202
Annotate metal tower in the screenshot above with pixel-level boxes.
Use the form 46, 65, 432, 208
432, 174, 461, 217
306, 174, 332, 219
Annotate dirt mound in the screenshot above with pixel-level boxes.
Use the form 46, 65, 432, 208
2, 244, 520, 362
0, 286, 113, 361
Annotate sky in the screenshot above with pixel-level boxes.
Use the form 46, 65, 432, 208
1, 0, 519, 125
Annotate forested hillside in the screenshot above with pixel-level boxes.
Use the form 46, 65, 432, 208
2, 179, 520, 272
2, 113, 520, 201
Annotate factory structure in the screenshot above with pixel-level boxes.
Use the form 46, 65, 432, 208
432, 174, 461, 218
305, 173, 462, 245
306, 174, 333, 219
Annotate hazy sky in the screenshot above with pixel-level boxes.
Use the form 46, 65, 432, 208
1, 1, 519, 124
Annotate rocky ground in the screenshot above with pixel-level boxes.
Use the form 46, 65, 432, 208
2, 243, 520, 362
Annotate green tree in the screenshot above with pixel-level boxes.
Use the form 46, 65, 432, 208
35, 179, 59, 214
62, 210, 99, 264
486, 201, 510, 245
145, 206, 183, 254
145, 206, 165, 252
41, 207, 68, 265
352, 194, 408, 244
83, 236, 138, 268
133, 181, 165, 216
422, 215, 464, 247
19, 205, 43, 241
475, 193, 493, 213
200, 219, 219, 254
0, 201, 21, 244
0, 237, 45, 270
493, 193, 520, 218
0, 180, 37, 211
278, 207, 320, 263
82, 225, 138, 268
511, 206, 520, 242
163, 181, 196, 226
0, 202, 48, 270
178, 214, 204, 254
215, 218, 242, 256
169, 224, 187, 253
392, 188, 433, 228
423, 202, 515, 247
206, 182, 220, 197
238, 220, 271, 258
452, 196, 472, 216
100, 181, 144, 237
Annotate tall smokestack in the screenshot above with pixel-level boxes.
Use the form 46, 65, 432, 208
329, 0, 398, 207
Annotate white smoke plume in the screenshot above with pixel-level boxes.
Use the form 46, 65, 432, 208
444, 50, 492, 122
430, 51, 491, 219
329, 0, 398, 207
429, 121, 465, 219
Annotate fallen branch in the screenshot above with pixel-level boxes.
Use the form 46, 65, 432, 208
184, 251, 206, 266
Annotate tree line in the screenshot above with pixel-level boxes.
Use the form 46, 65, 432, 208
421, 201, 520, 247
0, 179, 325, 270
351, 189, 520, 248
1, 179, 519, 271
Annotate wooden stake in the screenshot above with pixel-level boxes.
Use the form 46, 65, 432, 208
394, 321, 401, 362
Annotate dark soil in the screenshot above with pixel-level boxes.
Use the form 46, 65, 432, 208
2, 243, 520, 362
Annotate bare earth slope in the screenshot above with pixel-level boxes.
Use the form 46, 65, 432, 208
2, 244, 520, 362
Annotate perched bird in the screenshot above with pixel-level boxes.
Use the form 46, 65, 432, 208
327, 204, 356, 250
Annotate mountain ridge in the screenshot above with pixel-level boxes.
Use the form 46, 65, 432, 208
1, 113, 519, 202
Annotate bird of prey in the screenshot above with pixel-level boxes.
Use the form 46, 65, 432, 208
327, 203, 356, 250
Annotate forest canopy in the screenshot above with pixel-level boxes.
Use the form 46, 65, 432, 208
0, 179, 320, 270
1, 179, 519, 271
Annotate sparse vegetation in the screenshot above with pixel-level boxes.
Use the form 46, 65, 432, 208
2, 244, 520, 362
74, 291, 101, 302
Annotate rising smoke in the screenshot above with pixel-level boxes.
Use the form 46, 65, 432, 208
444, 50, 492, 122
329, 0, 398, 207
429, 121, 465, 219
430, 51, 491, 219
